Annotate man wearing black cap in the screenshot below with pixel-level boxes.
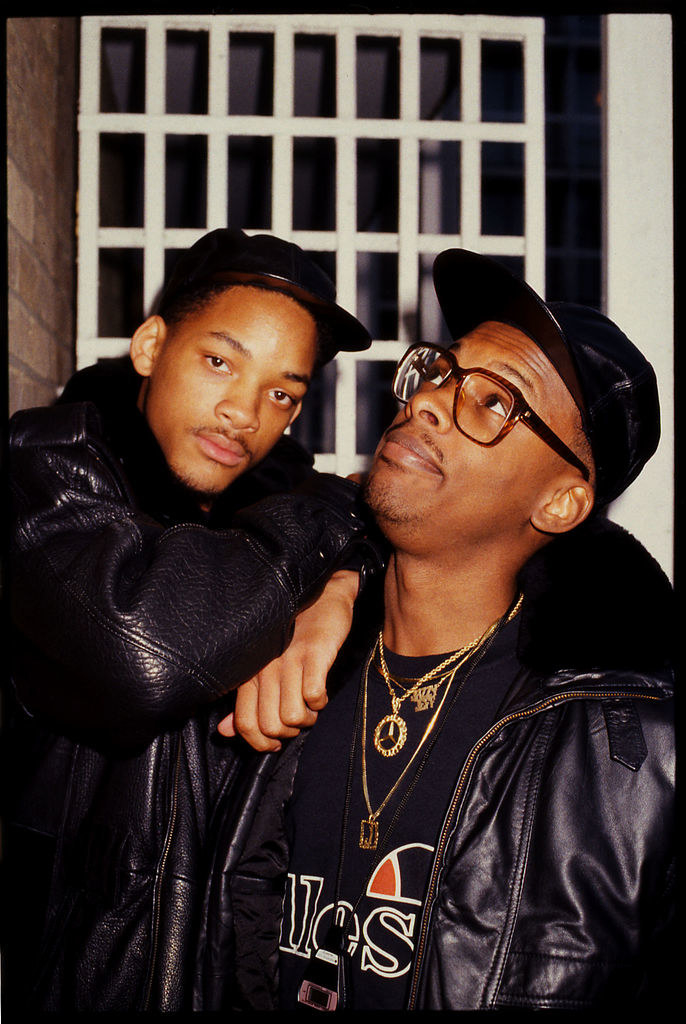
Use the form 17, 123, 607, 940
4, 229, 379, 1012
199, 249, 674, 1012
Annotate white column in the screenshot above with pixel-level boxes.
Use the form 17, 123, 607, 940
602, 14, 674, 580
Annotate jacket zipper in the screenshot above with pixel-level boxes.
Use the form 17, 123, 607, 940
142, 733, 182, 1011
406, 687, 662, 1010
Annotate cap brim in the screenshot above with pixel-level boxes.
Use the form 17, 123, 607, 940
208, 270, 371, 357
432, 249, 586, 414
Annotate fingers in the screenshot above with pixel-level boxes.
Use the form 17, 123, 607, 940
230, 677, 283, 752
216, 710, 236, 737
221, 569, 359, 752
224, 666, 323, 753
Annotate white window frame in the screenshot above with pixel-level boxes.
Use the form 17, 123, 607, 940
602, 14, 673, 580
77, 13, 674, 576
77, 13, 546, 479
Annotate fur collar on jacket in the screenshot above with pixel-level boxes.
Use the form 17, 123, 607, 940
516, 513, 673, 678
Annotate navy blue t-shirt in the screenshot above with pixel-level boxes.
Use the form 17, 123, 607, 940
278, 615, 522, 1011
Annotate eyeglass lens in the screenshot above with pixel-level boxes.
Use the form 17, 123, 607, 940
394, 346, 516, 444
394, 347, 450, 402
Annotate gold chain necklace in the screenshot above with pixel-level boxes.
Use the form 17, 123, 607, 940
359, 657, 460, 851
372, 594, 524, 758
359, 593, 524, 849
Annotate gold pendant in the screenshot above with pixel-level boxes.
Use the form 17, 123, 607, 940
360, 817, 379, 850
373, 713, 408, 757
410, 683, 441, 712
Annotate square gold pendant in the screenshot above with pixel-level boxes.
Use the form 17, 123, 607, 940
359, 817, 379, 850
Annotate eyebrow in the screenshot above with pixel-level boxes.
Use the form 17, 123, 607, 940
451, 342, 536, 398
208, 331, 311, 387
488, 360, 537, 397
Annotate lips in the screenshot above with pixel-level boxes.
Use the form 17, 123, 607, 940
195, 430, 250, 468
378, 428, 443, 476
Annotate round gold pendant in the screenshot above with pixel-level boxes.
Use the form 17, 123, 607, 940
373, 714, 408, 757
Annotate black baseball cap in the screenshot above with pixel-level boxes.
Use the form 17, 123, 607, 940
156, 228, 371, 363
432, 248, 661, 506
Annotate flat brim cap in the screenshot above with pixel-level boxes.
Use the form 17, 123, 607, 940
157, 228, 371, 362
433, 248, 660, 505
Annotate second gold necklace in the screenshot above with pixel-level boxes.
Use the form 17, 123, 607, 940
372, 594, 523, 758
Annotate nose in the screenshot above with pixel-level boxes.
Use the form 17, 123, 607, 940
406, 379, 455, 434
215, 387, 260, 432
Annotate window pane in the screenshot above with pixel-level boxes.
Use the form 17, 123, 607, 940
481, 40, 523, 123
357, 139, 398, 232
100, 28, 146, 113
419, 140, 461, 234
229, 32, 274, 115
289, 360, 336, 454
547, 178, 600, 249
481, 142, 524, 236
294, 34, 336, 117
545, 38, 601, 117
98, 249, 143, 336
228, 137, 272, 230
357, 252, 398, 340
356, 36, 400, 119
487, 254, 524, 280
165, 135, 207, 228
356, 361, 398, 454
307, 250, 336, 285
546, 253, 600, 308
99, 134, 144, 227
293, 138, 336, 230
420, 37, 461, 120
164, 248, 184, 286
166, 31, 208, 114
418, 254, 451, 346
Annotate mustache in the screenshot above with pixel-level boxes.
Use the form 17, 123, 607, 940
381, 420, 445, 467
193, 426, 252, 458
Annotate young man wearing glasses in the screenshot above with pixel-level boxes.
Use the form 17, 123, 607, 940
197, 249, 674, 1012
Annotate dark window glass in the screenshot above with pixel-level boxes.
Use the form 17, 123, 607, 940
166, 31, 208, 114
544, 15, 601, 306
356, 361, 398, 454
546, 254, 601, 308
481, 40, 524, 122
293, 138, 336, 230
165, 135, 207, 228
307, 250, 336, 285
356, 36, 400, 119
357, 139, 399, 232
294, 34, 336, 117
229, 33, 274, 115
488, 254, 525, 280
481, 142, 524, 236
420, 37, 461, 120
98, 249, 143, 336
546, 178, 601, 249
420, 140, 461, 234
418, 254, 452, 347
357, 252, 398, 340
101, 28, 146, 113
228, 137, 272, 230
99, 134, 144, 228
289, 360, 337, 455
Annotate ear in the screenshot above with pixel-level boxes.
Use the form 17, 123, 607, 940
130, 315, 167, 378
530, 479, 595, 536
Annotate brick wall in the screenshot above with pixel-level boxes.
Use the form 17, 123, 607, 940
7, 18, 79, 415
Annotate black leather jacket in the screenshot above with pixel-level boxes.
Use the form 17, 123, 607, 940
192, 516, 675, 1011
3, 362, 380, 1012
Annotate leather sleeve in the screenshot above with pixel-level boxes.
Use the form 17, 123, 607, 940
8, 403, 373, 746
